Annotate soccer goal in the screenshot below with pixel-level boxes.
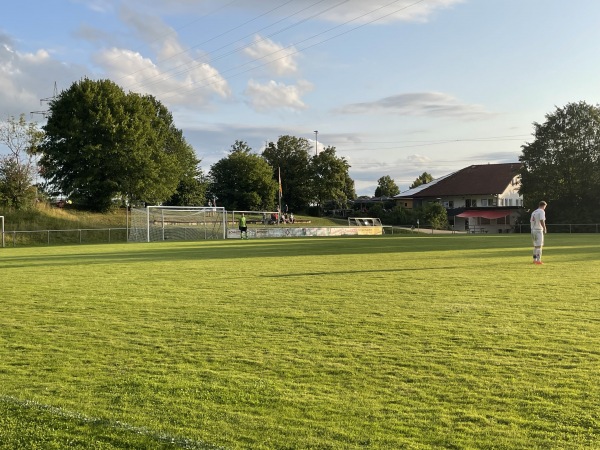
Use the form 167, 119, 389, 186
348, 217, 382, 227
129, 206, 226, 242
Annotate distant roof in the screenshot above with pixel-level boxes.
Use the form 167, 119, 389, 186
396, 163, 522, 198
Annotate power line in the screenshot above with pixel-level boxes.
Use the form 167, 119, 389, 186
102, 0, 242, 72
117, 0, 304, 88
330, 136, 530, 153
123, 0, 423, 101
122, 0, 346, 93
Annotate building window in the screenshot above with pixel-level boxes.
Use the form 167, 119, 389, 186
466, 199, 477, 207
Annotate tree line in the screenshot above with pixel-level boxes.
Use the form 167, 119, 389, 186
0, 78, 354, 214
2, 79, 600, 223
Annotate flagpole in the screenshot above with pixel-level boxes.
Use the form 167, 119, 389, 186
278, 166, 282, 216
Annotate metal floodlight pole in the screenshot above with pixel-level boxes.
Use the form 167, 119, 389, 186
314, 130, 318, 156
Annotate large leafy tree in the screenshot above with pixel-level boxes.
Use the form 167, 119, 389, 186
311, 146, 355, 211
39, 78, 198, 211
409, 172, 433, 189
519, 101, 600, 223
0, 114, 44, 209
209, 140, 277, 211
262, 135, 312, 213
374, 175, 400, 197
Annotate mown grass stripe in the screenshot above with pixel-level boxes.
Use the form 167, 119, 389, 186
0, 395, 225, 450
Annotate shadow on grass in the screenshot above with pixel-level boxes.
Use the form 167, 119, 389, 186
0, 395, 223, 450
262, 266, 461, 278
1, 235, 599, 269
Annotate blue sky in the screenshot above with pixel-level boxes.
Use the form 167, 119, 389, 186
2, 0, 600, 195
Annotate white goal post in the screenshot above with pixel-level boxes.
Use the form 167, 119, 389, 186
0, 216, 4, 248
348, 217, 382, 227
129, 206, 226, 242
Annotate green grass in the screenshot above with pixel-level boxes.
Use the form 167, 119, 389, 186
1, 234, 599, 449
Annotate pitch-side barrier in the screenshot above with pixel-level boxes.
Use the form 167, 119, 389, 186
227, 226, 383, 239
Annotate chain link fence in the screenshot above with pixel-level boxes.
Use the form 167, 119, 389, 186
514, 223, 600, 233
1, 228, 127, 247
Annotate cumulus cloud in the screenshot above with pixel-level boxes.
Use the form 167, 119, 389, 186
407, 154, 432, 164
336, 92, 493, 119
244, 79, 313, 112
243, 35, 298, 76
0, 34, 83, 118
94, 47, 231, 107
81, 5, 231, 107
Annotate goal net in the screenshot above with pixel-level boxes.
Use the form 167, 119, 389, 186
129, 206, 226, 242
348, 217, 382, 227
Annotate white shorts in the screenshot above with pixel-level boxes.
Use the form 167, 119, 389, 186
531, 230, 544, 247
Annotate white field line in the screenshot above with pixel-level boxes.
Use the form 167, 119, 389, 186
0, 395, 226, 450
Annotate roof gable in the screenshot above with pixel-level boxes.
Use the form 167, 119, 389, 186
397, 163, 522, 198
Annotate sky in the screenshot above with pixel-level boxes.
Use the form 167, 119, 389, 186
2, 0, 600, 195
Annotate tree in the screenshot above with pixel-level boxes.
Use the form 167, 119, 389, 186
262, 135, 313, 213
163, 168, 207, 206
0, 114, 44, 209
39, 78, 198, 211
374, 175, 400, 197
418, 202, 449, 230
409, 172, 433, 189
209, 140, 277, 211
311, 146, 355, 212
519, 101, 600, 223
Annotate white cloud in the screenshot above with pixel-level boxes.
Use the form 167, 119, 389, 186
407, 154, 432, 164
336, 92, 493, 119
94, 47, 231, 107
244, 79, 313, 112
70, 0, 115, 14
243, 35, 298, 76
0, 35, 81, 118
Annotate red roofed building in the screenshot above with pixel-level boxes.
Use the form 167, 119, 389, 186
394, 163, 524, 233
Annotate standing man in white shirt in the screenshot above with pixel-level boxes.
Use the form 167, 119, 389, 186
530, 201, 547, 265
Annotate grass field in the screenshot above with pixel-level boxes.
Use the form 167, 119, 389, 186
1, 234, 599, 449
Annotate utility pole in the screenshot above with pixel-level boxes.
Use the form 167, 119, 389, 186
314, 130, 318, 156
30, 82, 58, 119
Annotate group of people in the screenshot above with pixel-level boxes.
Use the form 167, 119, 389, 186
238, 211, 297, 238
264, 212, 294, 225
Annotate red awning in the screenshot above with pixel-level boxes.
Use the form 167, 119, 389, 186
456, 210, 511, 219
